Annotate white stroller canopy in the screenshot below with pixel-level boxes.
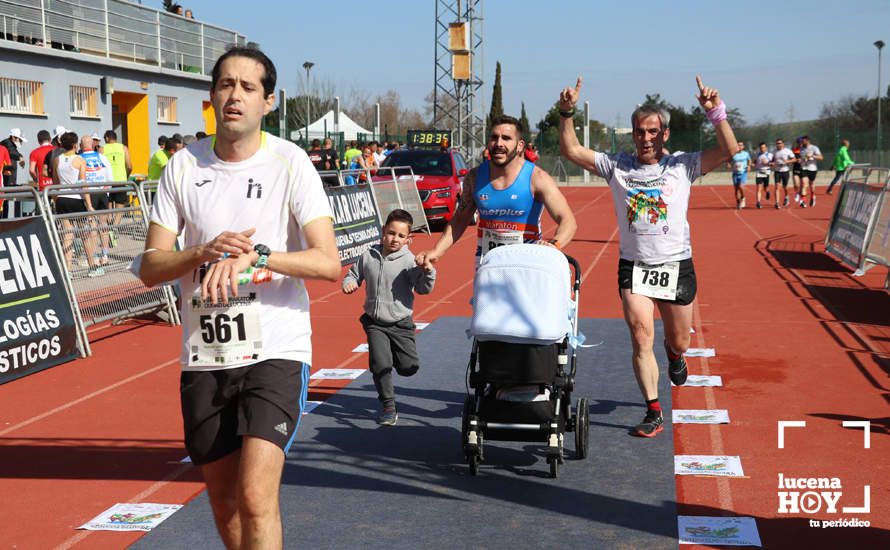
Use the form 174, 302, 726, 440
470, 244, 572, 344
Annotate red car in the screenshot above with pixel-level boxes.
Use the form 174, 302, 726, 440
376, 148, 471, 226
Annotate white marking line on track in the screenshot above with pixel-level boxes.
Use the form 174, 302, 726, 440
0, 357, 180, 437
691, 276, 735, 515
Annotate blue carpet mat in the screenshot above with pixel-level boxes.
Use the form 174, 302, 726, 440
135, 317, 675, 549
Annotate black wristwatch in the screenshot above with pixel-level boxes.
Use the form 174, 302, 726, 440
253, 243, 271, 269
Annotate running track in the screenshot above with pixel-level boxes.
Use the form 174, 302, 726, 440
1, 185, 888, 549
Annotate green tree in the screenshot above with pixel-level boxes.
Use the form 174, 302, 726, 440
519, 102, 530, 137
486, 61, 504, 138
534, 102, 605, 154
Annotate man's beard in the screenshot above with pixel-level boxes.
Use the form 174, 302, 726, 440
490, 145, 520, 167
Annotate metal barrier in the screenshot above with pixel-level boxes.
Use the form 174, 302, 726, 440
824, 167, 890, 275
369, 166, 430, 233
139, 180, 159, 212
0, 185, 90, 356
317, 167, 430, 233
43, 181, 179, 329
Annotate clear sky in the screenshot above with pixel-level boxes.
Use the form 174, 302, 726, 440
175, 0, 889, 128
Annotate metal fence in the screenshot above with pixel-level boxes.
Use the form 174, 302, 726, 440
0, 0, 245, 75
42, 181, 179, 330
317, 167, 430, 233
370, 166, 429, 233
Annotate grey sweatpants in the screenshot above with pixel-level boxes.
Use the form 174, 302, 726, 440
360, 314, 419, 408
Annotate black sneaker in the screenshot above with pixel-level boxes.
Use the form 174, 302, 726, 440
665, 341, 688, 386
766, 189, 771, 200
633, 410, 664, 437
377, 407, 398, 426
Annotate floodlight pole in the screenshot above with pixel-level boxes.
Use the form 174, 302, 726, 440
303, 61, 314, 145
875, 40, 884, 167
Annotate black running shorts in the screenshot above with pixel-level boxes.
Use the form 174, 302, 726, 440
803, 169, 817, 182
180, 359, 309, 465
89, 192, 109, 210
617, 257, 697, 306
774, 171, 790, 186
54, 197, 86, 214
756, 176, 770, 187
108, 190, 129, 205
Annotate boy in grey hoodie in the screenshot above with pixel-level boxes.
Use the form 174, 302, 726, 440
343, 209, 436, 425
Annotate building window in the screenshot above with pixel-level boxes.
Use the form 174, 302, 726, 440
158, 96, 178, 123
0, 78, 45, 115
69, 85, 98, 117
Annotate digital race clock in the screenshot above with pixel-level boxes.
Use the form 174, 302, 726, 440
406, 129, 452, 148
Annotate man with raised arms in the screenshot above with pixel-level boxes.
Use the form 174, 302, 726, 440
414, 114, 576, 270
558, 76, 738, 437
139, 46, 340, 548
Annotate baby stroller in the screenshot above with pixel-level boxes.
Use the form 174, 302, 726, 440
461, 243, 588, 478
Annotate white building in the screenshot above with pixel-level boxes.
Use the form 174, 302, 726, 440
0, 0, 246, 178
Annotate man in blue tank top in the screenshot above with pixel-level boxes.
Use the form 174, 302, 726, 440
415, 114, 577, 269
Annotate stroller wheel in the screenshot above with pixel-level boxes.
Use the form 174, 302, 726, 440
461, 396, 473, 447
574, 398, 590, 459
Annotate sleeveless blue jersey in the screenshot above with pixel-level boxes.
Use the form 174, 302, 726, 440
473, 160, 544, 259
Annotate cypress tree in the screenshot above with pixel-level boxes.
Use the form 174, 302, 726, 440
486, 61, 504, 138
519, 102, 530, 137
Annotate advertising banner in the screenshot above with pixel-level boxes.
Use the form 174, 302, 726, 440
326, 183, 381, 266
0, 218, 81, 384
825, 182, 883, 270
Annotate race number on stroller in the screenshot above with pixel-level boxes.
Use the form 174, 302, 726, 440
187, 293, 263, 367
631, 260, 679, 301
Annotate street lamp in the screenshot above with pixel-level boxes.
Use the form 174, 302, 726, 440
875, 41, 884, 166
302, 61, 314, 145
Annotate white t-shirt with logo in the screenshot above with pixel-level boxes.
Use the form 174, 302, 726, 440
594, 151, 701, 264
151, 132, 333, 371
800, 144, 821, 171
773, 148, 795, 172
755, 151, 773, 176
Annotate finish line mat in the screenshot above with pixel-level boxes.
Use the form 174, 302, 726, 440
135, 317, 675, 549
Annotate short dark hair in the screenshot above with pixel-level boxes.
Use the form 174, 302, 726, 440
758, 142, 766, 147
158, 135, 168, 146
311, 138, 321, 147
60, 132, 78, 150
164, 137, 180, 151
195, 131, 208, 140
37, 130, 51, 143
104, 130, 117, 141
211, 45, 277, 98
385, 209, 413, 228
489, 114, 524, 140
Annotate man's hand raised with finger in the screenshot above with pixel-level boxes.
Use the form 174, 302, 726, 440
559, 76, 583, 112
695, 75, 721, 111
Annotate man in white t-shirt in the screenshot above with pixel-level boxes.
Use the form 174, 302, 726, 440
798, 135, 823, 208
139, 46, 339, 548
558, 75, 738, 438
770, 138, 796, 208
753, 142, 773, 209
